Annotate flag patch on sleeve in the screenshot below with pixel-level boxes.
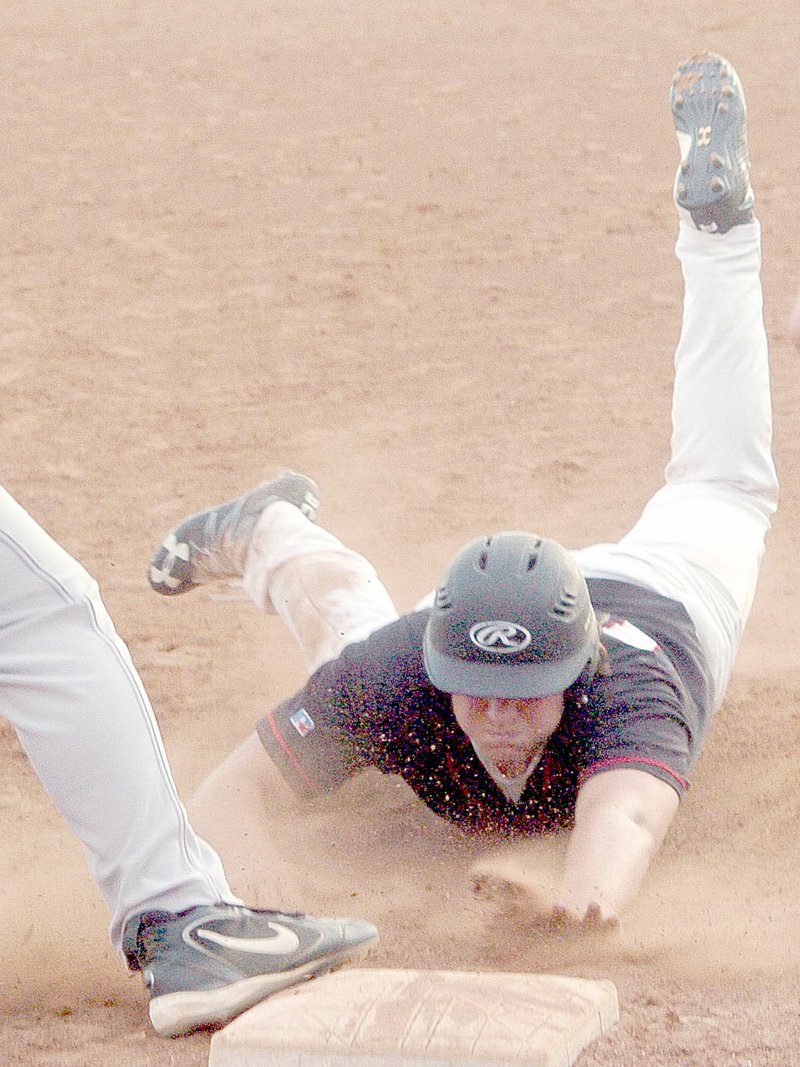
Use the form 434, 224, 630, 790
290, 708, 315, 737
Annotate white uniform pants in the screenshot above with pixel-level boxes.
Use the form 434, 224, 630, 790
0, 489, 236, 955
245, 221, 777, 711
572, 222, 776, 705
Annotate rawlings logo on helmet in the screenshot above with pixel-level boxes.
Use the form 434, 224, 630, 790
469, 621, 532, 654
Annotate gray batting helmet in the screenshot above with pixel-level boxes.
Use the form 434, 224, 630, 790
422, 532, 600, 698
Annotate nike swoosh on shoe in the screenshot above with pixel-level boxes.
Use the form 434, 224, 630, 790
194, 923, 301, 955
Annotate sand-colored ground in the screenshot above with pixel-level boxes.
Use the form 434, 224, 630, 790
2, 2, 799, 1063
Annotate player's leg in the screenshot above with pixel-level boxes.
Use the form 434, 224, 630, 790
573, 53, 777, 705
0, 487, 378, 1035
149, 472, 399, 674
0, 485, 235, 945
244, 501, 399, 672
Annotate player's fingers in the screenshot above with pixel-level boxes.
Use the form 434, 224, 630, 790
584, 902, 621, 931
550, 901, 620, 938
550, 902, 581, 934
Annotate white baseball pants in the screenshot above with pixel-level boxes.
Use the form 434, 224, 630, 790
245, 221, 777, 711
0, 488, 237, 955
572, 221, 777, 705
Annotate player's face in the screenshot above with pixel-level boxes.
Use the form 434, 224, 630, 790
450, 692, 565, 777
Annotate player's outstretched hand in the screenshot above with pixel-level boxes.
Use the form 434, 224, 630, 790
550, 901, 621, 939
470, 847, 623, 942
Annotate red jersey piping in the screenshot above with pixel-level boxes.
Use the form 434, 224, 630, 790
580, 755, 689, 791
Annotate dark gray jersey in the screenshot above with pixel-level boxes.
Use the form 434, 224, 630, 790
258, 579, 713, 835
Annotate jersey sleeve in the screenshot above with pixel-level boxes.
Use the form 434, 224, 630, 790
255, 613, 432, 797
255, 660, 377, 797
575, 640, 700, 797
579, 579, 715, 797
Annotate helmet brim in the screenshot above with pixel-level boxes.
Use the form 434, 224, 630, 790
422, 633, 591, 698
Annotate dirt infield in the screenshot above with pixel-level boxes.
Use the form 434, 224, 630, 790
2, 1, 800, 1063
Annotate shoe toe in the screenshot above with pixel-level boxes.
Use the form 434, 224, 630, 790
148, 532, 195, 595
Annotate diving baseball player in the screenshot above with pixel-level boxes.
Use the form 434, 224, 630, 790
149, 52, 776, 932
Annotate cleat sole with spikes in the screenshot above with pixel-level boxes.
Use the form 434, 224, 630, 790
670, 52, 754, 233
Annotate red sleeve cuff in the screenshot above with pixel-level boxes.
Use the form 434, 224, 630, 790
580, 755, 689, 794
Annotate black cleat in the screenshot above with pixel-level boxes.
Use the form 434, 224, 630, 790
123, 903, 378, 1037
149, 470, 319, 594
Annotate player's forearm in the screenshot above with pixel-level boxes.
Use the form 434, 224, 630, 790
554, 768, 680, 925
188, 732, 299, 899
556, 804, 660, 922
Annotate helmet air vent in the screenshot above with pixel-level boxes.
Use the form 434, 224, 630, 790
435, 585, 453, 610
552, 588, 579, 619
526, 539, 542, 571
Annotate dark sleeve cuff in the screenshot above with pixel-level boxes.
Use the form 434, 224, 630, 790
256, 708, 326, 797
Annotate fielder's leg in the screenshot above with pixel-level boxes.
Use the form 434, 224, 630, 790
0, 486, 236, 954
